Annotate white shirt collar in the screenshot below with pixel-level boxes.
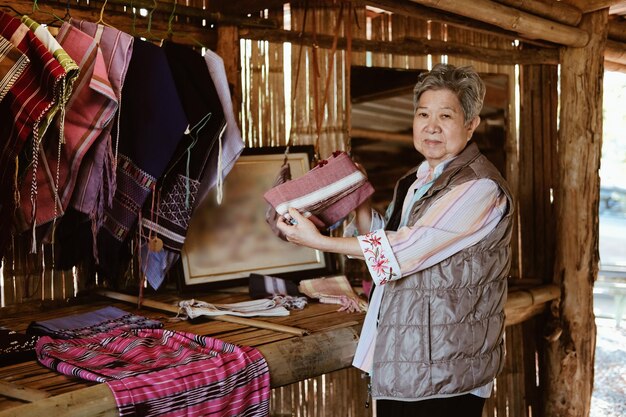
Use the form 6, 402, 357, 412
415, 157, 457, 181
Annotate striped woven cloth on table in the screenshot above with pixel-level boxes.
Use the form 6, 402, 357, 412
264, 151, 374, 228
37, 328, 270, 417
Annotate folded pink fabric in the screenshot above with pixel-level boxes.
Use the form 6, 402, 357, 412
264, 151, 374, 228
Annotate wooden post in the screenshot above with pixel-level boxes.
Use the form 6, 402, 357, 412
544, 9, 609, 417
216, 25, 241, 127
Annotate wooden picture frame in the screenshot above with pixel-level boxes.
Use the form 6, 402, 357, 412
180, 146, 334, 290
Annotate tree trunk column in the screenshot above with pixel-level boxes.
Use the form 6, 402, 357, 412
216, 25, 241, 123
544, 9, 608, 417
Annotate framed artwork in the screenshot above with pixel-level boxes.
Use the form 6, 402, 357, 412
181, 146, 334, 289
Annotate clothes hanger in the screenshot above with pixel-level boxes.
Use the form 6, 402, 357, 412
95, 0, 116, 28
138, 0, 158, 41
31, 0, 65, 26
62, 0, 72, 21
164, 0, 177, 42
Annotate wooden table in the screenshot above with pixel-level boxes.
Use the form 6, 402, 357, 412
0, 289, 365, 416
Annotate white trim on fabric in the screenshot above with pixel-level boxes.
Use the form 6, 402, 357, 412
141, 219, 186, 243
275, 171, 366, 215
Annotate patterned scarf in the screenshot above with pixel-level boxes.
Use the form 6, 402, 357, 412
97, 38, 188, 281
0, 12, 65, 257
0, 35, 29, 102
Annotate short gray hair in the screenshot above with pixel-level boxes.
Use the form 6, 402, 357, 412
413, 64, 486, 125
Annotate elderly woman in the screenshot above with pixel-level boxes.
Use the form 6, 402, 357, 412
276, 63, 513, 417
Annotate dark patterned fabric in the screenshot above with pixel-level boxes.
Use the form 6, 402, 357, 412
140, 41, 225, 252
27, 306, 163, 339
0, 328, 37, 366
96, 39, 188, 281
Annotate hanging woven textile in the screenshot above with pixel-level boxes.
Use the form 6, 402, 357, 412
263, 3, 371, 236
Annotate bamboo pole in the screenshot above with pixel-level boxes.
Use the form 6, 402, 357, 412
366, 0, 551, 47
407, 0, 589, 47
0, 0, 215, 47
505, 284, 560, 311
574, 0, 624, 13
0, 381, 51, 403
97, 290, 310, 336
605, 59, 626, 73
351, 128, 413, 145
493, 0, 582, 26
609, 17, 626, 43
606, 39, 626, 66
505, 285, 560, 326
239, 28, 560, 65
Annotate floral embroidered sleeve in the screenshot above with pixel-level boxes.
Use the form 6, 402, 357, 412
357, 231, 402, 285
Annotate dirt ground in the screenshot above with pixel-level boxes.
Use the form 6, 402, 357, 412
590, 317, 626, 417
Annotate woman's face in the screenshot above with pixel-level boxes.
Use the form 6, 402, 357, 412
413, 88, 480, 168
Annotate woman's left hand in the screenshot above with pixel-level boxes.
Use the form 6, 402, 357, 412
276, 208, 324, 249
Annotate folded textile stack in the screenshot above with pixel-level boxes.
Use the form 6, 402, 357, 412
264, 151, 374, 229
298, 275, 367, 313
177, 298, 291, 319
248, 273, 302, 298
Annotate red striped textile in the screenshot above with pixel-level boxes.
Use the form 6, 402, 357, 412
37, 328, 270, 417
264, 151, 374, 228
0, 12, 66, 257
16, 22, 118, 229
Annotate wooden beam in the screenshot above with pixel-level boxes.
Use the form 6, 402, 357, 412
0, 381, 51, 403
239, 28, 560, 65
505, 285, 560, 312
97, 290, 310, 336
544, 8, 609, 417
0, 0, 216, 47
493, 0, 582, 26
605, 59, 626, 72
609, 16, 626, 43
0, 326, 361, 417
365, 0, 537, 44
351, 128, 413, 145
606, 39, 626, 65
574, 0, 624, 13
503, 285, 561, 325
407, 0, 589, 47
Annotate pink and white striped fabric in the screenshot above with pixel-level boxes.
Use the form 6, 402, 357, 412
37, 328, 270, 417
264, 151, 374, 228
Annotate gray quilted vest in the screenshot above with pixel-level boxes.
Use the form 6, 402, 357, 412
372, 142, 514, 400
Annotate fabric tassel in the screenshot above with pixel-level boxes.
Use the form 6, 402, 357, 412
30, 219, 37, 254
215, 123, 226, 205
13, 156, 20, 205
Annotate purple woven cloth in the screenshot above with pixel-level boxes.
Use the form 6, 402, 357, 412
27, 306, 163, 339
